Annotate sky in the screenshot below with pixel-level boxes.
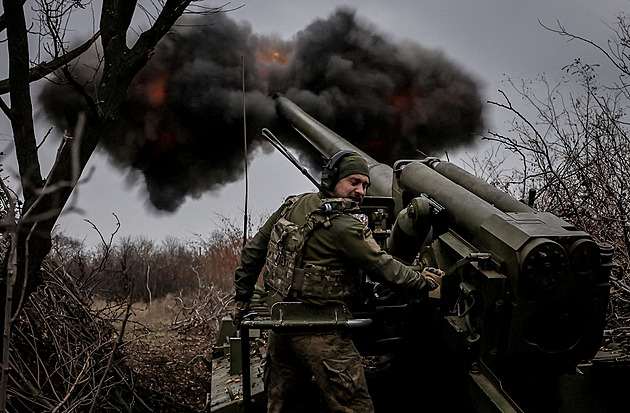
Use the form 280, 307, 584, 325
1, 0, 629, 246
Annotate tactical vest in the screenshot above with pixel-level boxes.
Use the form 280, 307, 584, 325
263, 196, 362, 299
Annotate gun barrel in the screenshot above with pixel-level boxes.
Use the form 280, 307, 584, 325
274, 94, 393, 196
398, 161, 507, 238
428, 160, 533, 213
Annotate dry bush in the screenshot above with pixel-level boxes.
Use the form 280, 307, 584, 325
164, 217, 251, 334
6, 217, 252, 411
8, 260, 138, 412
191, 215, 248, 291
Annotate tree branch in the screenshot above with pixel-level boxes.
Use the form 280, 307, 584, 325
0, 31, 101, 96
540, 19, 630, 75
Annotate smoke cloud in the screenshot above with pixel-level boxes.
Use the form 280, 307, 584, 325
39, 8, 484, 211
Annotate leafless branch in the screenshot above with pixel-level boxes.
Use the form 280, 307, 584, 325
0, 31, 101, 96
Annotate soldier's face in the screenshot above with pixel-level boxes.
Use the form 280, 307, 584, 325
331, 174, 370, 203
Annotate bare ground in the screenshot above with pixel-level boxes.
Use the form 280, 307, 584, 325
120, 302, 221, 412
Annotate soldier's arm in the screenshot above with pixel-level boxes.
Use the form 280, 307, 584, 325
333, 216, 434, 293
233, 206, 284, 302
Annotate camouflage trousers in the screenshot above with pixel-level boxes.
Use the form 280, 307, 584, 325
265, 330, 374, 413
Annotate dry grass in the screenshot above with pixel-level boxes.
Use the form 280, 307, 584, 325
93, 294, 181, 330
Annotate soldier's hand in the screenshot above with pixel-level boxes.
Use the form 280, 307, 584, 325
422, 267, 445, 291
233, 301, 251, 329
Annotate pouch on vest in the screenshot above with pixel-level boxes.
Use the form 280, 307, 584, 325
263, 217, 305, 297
263, 196, 362, 299
293, 264, 359, 299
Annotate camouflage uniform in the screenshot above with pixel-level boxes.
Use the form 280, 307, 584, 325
266, 331, 373, 413
234, 192, 434, 412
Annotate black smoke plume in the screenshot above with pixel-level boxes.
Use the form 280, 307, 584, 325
39, 8, 484, 211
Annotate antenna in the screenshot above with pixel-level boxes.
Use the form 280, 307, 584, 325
261, 128, 325, 193
241, 56, 248, 247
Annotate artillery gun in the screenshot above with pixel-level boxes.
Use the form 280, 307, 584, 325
207, 94, 618, 412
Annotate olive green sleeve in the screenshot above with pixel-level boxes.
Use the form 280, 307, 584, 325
332, 216, 432, 292
233, 206, 284, 302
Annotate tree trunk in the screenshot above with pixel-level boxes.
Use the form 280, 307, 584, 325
0, 0, 197, 343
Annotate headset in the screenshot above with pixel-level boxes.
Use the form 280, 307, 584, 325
320, 150, 357, 191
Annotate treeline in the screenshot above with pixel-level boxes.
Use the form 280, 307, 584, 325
49, 219, 244, 304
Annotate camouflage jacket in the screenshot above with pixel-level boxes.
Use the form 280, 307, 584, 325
234, 192, 432, 305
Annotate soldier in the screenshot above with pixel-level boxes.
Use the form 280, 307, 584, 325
233, 150, 444, 413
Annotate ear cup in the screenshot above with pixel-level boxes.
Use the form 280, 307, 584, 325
321, 150, 356, 191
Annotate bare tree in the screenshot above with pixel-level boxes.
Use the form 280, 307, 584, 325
0, 0, 225, 409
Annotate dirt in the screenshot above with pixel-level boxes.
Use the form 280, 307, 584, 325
122, 321, 215, 412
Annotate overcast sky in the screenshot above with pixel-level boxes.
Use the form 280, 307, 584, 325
2, 0, 629, 245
